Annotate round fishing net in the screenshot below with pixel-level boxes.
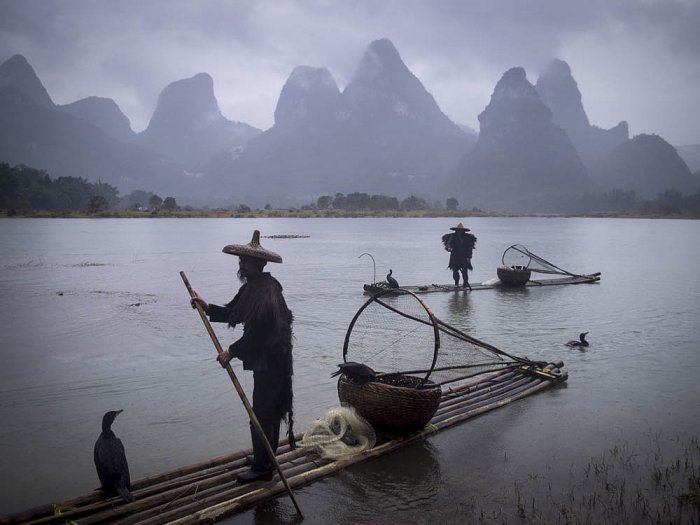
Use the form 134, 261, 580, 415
344, 288, 545, 388
502, 244, 586, 277
343, 288, 439, 385
300, 405, 376, 460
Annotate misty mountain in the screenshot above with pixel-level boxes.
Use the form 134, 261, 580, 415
675, 144, 700, 173
136, 73, 261, 169
450, 66, 589, 211
341, 38, 472, 191
0, 55, 188, 195
590, 134, 698, 198
0, 54, 54, 108
206, 38, 473, 205
203, 65, 351, 204
535, 59, 628, 168
2, 51, 695, 212
59, 96, 136, 143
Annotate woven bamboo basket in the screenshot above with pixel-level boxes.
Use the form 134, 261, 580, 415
337, 374, 441, 435
497, 265, 531, 286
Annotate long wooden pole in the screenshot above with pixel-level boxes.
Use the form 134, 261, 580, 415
179, 271, 303, 519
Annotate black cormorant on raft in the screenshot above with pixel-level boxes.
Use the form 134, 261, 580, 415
331, 362, 377, 383
94, 410, 134, 503
386, 269, 399, 288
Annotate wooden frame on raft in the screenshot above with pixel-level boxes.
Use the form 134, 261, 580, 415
0, 364, 567, 525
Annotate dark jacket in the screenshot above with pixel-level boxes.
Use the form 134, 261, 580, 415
207, 272, 295, 445
442, 232, 477, 270
207, 273, 293, 373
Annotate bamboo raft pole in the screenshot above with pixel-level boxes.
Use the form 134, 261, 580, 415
0, 364, 566, 525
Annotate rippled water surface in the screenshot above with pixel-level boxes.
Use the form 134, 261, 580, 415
1, 217, 699, 522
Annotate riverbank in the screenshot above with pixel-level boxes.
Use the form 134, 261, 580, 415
3, 208, 699, 220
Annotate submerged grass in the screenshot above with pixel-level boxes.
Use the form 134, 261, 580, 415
468, 433, 700, 524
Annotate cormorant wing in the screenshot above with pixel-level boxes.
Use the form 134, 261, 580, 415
94, 435, 131, 493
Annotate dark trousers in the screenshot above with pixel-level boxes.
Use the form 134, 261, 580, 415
250, 370, 285, 470
453, 268, 469, 285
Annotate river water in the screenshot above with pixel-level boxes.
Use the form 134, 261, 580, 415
0, 217, 699, 523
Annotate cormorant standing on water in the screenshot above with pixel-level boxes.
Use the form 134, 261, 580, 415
566, 332, 589, 347
94, 410, 134, 502
386, 269, 399, 288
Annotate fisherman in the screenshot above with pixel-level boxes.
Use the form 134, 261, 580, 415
442, 223, 477, 290
190, 230, 295, 483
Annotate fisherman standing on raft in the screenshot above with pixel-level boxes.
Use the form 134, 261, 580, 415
442, 223, 477, 290
190, 230, 295, 483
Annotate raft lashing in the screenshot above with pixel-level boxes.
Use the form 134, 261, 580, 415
2, 289, 568, 525
364, 243, 601, 294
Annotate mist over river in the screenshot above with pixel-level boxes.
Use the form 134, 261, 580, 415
1, 217, 699, 523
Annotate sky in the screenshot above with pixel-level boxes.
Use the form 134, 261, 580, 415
1, 0, 699, 146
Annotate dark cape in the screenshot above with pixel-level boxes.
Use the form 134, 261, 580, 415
208, 273, 295, 447
442, 232, 477, 271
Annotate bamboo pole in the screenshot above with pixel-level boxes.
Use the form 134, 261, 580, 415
432, 377, 539, 424
436, 374, 529, 414
121, 452, 316, 525
438, 371, 530, 404
179, 271, 303, 520
439, 372, 520, 407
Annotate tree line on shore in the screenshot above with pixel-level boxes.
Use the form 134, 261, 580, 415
0, 163, 178, 214
2, 162, 700, 217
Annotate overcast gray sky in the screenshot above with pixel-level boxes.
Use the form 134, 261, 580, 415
1, 0, 699, 145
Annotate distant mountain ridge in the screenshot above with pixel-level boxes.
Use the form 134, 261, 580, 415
59, 96, 136, 143
1, 47, 696, 211
590, 134, 697, 198
136, 72, 261, 169
675, 144, 700, 173
0, 54, 190, 194
536, 59, 628, 168
451, 66, 589, 211
0, 54, 54, 108
205, 39, 473, 205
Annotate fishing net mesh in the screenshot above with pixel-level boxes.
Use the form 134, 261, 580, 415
344, 289, 537, 387
502, 244, 580, 277
300, 405, 376, 460
343, 289, 438, 383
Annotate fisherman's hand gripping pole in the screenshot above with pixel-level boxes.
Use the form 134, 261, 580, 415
180, 271, 303, 519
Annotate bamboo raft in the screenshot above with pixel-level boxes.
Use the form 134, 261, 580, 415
1, 363, 567, 525
363, 272, 601, 294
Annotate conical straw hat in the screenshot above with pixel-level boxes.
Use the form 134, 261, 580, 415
450, 222, 470, 231
222, 230, 283, 263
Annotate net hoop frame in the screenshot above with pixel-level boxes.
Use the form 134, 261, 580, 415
342, 287, 441, 387
501, 244, 532, 269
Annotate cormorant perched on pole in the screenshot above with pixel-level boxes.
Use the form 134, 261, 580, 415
386, 269, 399, 288
94, 410, 134, 502
566, 332, 589, 347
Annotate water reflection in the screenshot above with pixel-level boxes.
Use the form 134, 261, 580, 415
443, 290, 473, 327
338, 440, 442, 521
250, 498, 304, 525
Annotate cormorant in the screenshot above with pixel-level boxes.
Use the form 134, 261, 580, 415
94, 410, 134, 502
331, 362, 377, 383
386, 269, 399, 288
566, 332, 589, 347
